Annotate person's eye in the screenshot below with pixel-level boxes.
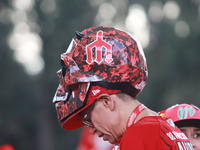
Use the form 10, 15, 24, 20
194, 133, 200, 138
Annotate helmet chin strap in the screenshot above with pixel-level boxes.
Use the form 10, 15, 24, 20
127, 104, 147, 128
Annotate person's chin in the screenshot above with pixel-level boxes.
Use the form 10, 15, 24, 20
108, 140, 116, 144
103, 136, 116, 144
102, 135, 108, 141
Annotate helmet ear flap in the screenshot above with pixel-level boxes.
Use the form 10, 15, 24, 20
75, 31, 84, 40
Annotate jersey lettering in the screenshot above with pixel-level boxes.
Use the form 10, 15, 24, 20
177, 141, 193, 150
166, 131, 188, 140
173, 132, 188, 140
184, 142, 193, 150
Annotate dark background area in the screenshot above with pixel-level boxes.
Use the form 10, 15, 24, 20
0, 0, 200, 149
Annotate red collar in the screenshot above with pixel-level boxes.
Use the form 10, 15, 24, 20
127, 104, 147, 127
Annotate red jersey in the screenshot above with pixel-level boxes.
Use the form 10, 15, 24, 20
118, 116, 193, 150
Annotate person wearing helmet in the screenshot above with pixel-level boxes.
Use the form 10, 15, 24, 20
53, 26, 193, 149
160, 103, 200, 150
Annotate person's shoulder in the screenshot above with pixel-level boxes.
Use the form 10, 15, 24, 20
136, 116, 163, 126
126, 116, 161, 132
121, 116, 162, 143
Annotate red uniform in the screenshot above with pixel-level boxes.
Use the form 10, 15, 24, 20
0, 144, 14, 150
118, 116, 193, 150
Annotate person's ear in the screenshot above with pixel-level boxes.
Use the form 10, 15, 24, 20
97, 94, 115, 111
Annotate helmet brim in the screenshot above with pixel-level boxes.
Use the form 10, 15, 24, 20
61, 84, 122, 130
61, 102, 93, 130
175, 119, 200, 129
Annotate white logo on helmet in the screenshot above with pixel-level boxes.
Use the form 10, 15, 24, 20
92, 90, 100, 96
86, 30, 113, 64
135, 81, 146, 90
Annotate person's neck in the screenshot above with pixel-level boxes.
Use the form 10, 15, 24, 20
134, 107, 158, 123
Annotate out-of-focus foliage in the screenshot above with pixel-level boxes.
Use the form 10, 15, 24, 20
0, 0, 200, 150
0, 0, 95, 149
136, 0, 200, 110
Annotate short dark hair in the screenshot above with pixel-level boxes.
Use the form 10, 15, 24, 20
115, 92, 136, 101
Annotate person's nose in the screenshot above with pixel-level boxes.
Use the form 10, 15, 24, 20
88, 126, 97, 135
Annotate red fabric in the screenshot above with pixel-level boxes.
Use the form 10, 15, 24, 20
0, 144, 14, 150
127, 104, 146, 127
119, 116, 193, 150
86, 85, 121, 105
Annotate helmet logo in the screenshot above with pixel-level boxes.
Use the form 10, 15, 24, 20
92, 89, 100, 96
177, 106, 195, 119
86, 30, 113, 64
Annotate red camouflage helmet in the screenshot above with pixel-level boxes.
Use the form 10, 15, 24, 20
161, 103, 200, 128
53, 26, 148, 130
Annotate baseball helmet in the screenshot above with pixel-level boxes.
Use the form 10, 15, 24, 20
53, 26, 148, 130
162, 103, 200, 128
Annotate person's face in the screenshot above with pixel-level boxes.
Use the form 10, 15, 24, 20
83, 96, 120, 144
179, 126, 200, 150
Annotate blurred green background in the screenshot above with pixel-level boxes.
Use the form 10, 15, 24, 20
0, 0, 200, 149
